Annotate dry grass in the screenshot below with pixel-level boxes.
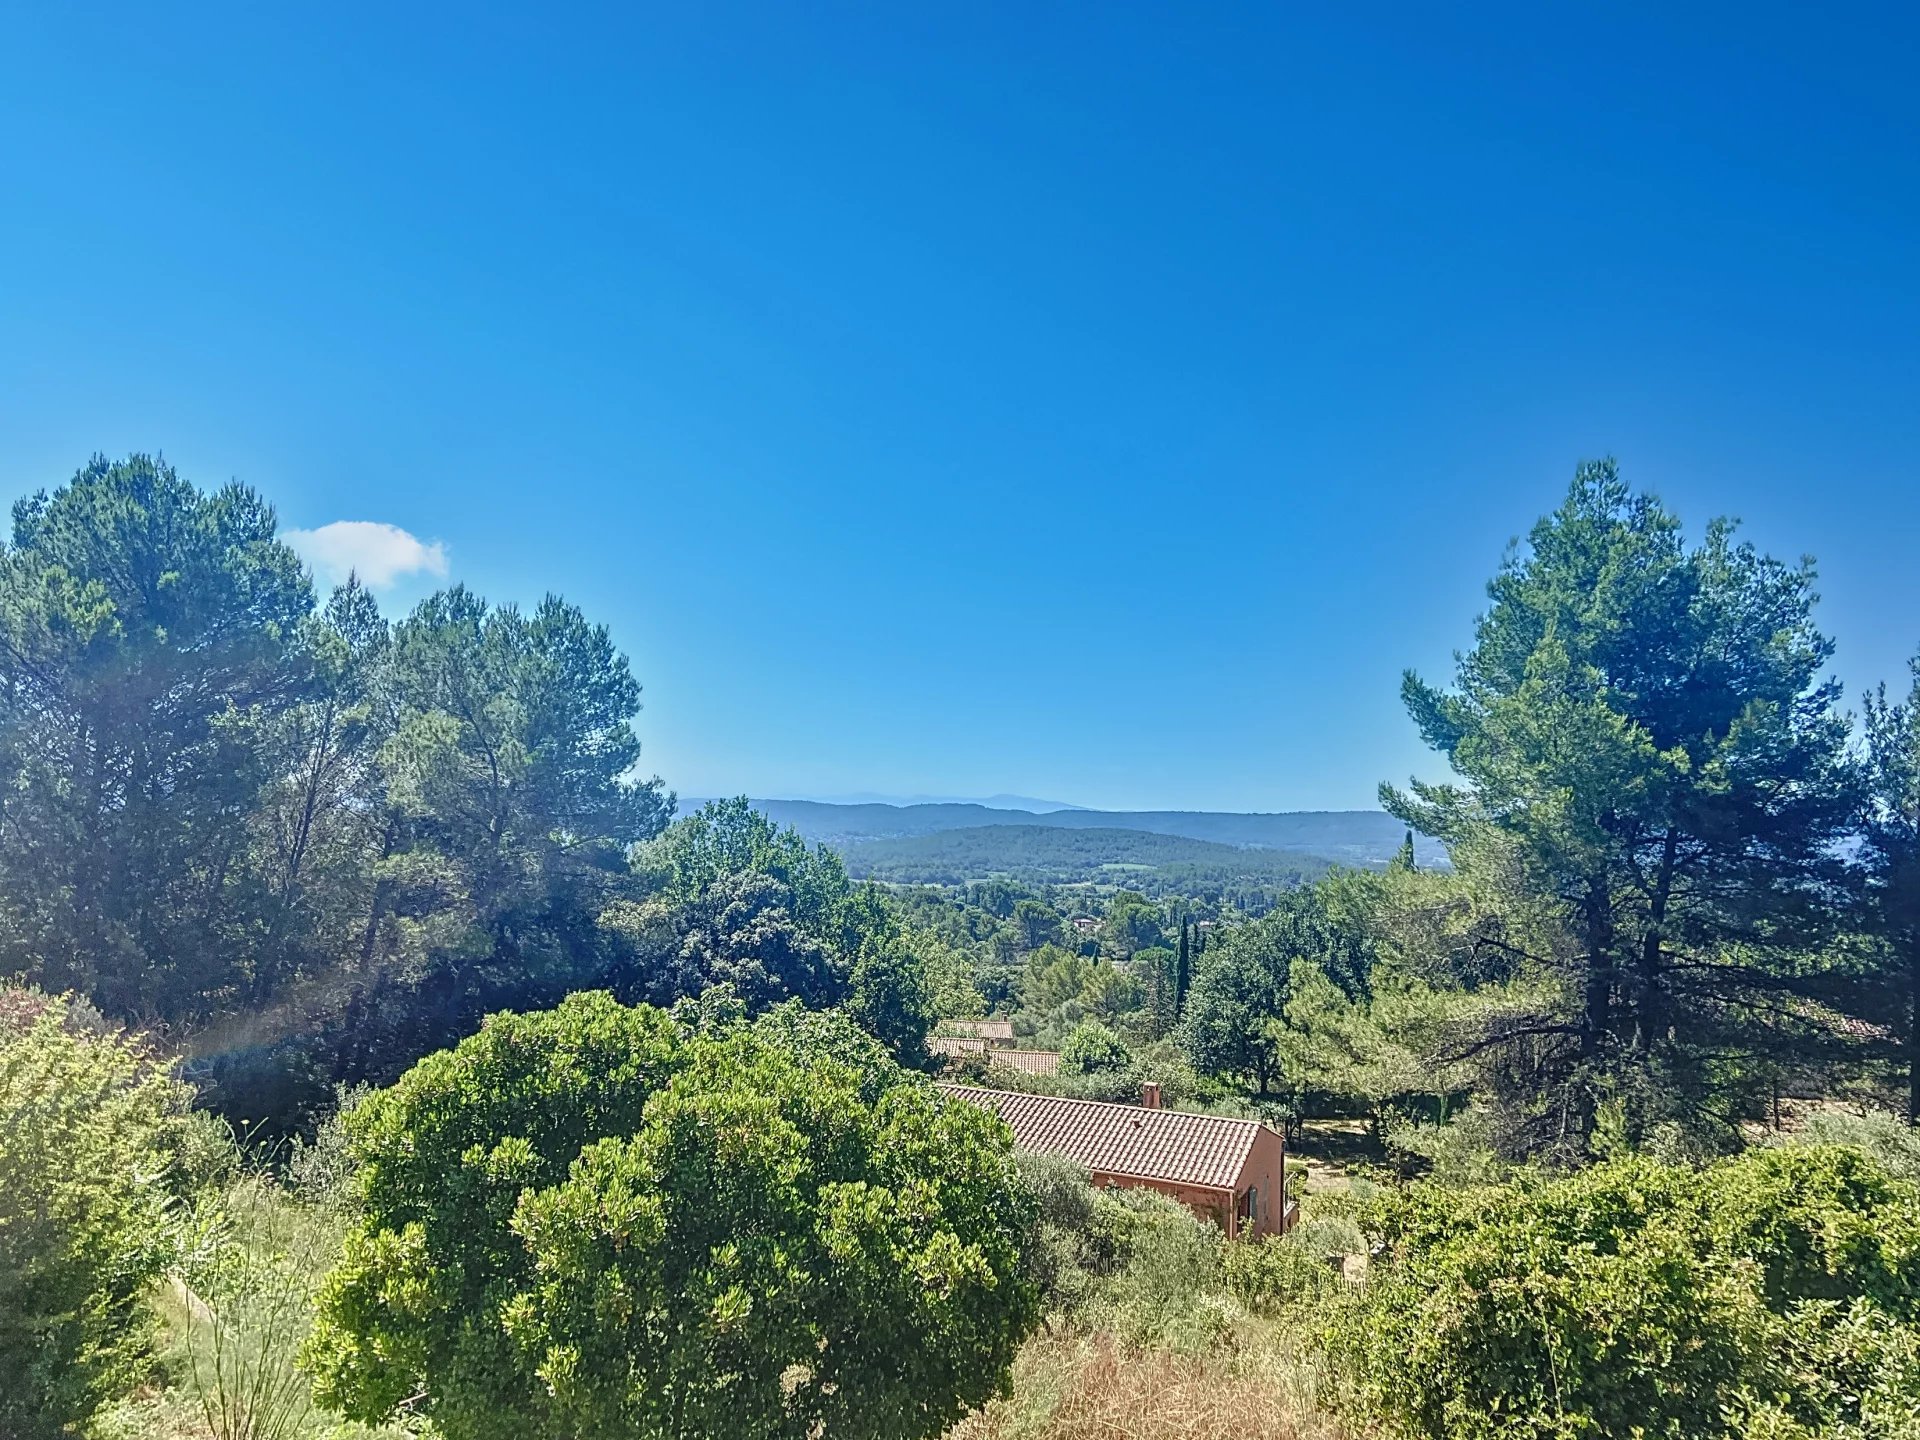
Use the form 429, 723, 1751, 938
953, 1327, 1351, 1440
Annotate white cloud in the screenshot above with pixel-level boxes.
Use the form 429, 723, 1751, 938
283, 520, 449, 591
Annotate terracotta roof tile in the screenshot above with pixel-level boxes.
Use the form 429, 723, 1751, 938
939, 1084, 1264, 1190
988, 1050, 1061, 1076
930, 1036, 992, 1056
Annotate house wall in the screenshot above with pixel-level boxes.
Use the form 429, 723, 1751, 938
1236, 1126, 1288, 1238
1084, 1128, 1289, 1239
1089, 1172, 1235, 1234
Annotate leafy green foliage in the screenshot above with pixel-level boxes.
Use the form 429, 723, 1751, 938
1221, 1229, 1343, 1313
1181, 891, 1361, 1095
181, 1173, 347, 1440
0, 454, 678, 1133
1020, 945, 1096, 1015
848, 937, 937, 1064
1102, 890, 1167, 958
0, 456, 313, 1018
1090, 1191, 1231, 1352
611, 800, 935, 1063
1010, 1153, 1110, 1312
0, 989, 192, 1437
1060, 1020, 1132, 1075
1862, 655, 1920, 1121
304, 991, 1039, 1440
1325, 1146, 1920, 1440
1011, 898, 1063, 951
1776, 1109, 1920, 1183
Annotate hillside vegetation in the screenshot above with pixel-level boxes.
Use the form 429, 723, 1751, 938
10, 454, 1920, 1440
730, 799, 1450, 868
839, 824, 1337, 890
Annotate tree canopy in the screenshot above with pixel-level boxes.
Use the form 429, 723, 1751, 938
304, 991, 1039, 1440
0, 458, 949, 1130
609, 798, 935, 1063
0, 455, 314, 1017
1385, 460, 1861, 1153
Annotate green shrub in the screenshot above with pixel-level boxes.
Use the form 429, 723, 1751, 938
304, 991, 1041, 1440
1383, 1107, 1511, 1187
1695, 1145, 1920, 1315
1060, 1021, 1132, 1076
0, 989, 192, 1438
1733, 1296, 1920, 1439
1013, 1152, 1106, 1311
175, 1106, 245, 1194
1324, 1147, 1920, 1440
1291, 1212, 1365, 1261
1222, 1231, 1338, 1313
1085, 1190, 1230, 1351
286, 1083, 374, 1214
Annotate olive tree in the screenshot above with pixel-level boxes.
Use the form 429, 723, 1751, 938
304, 990, 1039, 1440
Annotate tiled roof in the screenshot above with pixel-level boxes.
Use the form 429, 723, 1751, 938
944, 1019, 1015, 1042
939, 1085, 1264, 1191
930, 1035, 992, 1057
988, 1050, 1061, 1076
930, 1041, 1060, 1074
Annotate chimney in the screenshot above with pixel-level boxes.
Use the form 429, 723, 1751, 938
1141, 1081, 1163, 1109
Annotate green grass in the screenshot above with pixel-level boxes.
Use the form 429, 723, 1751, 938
95, 1174, 415, 1440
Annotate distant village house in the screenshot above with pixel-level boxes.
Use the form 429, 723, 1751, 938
939, 1018, 1016, 1047
930, 1036, 1062, 1076
986, 1049, 1061, 1077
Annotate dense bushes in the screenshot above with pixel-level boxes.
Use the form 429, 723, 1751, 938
0, 991, 192, 1438
304, 991, 1039, 1440
1015, 1150, 1361, 1352
1325, 1145, 1920, 1439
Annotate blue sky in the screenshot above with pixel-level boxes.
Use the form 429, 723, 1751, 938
2, 4, 1915, 812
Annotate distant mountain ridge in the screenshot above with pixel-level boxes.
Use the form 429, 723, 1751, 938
701, 798, 1447, 869
784, 792, 1087, 812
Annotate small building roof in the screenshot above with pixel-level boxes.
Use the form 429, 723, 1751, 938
987, 1049, 1061, 1076
930, 1035, 992, 1057
938, 1084, 1267, 1191
942, 1018, 1015, 1043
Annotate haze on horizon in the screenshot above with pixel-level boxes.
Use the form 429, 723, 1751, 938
3, 6, 1915, 813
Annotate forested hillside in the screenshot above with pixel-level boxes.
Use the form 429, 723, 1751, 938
719, 797, 1451, 867
839, 823, 1336, 890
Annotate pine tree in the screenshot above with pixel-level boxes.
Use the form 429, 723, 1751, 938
1863, 654, 1920, 1124
1386, 460, 1860, 1152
